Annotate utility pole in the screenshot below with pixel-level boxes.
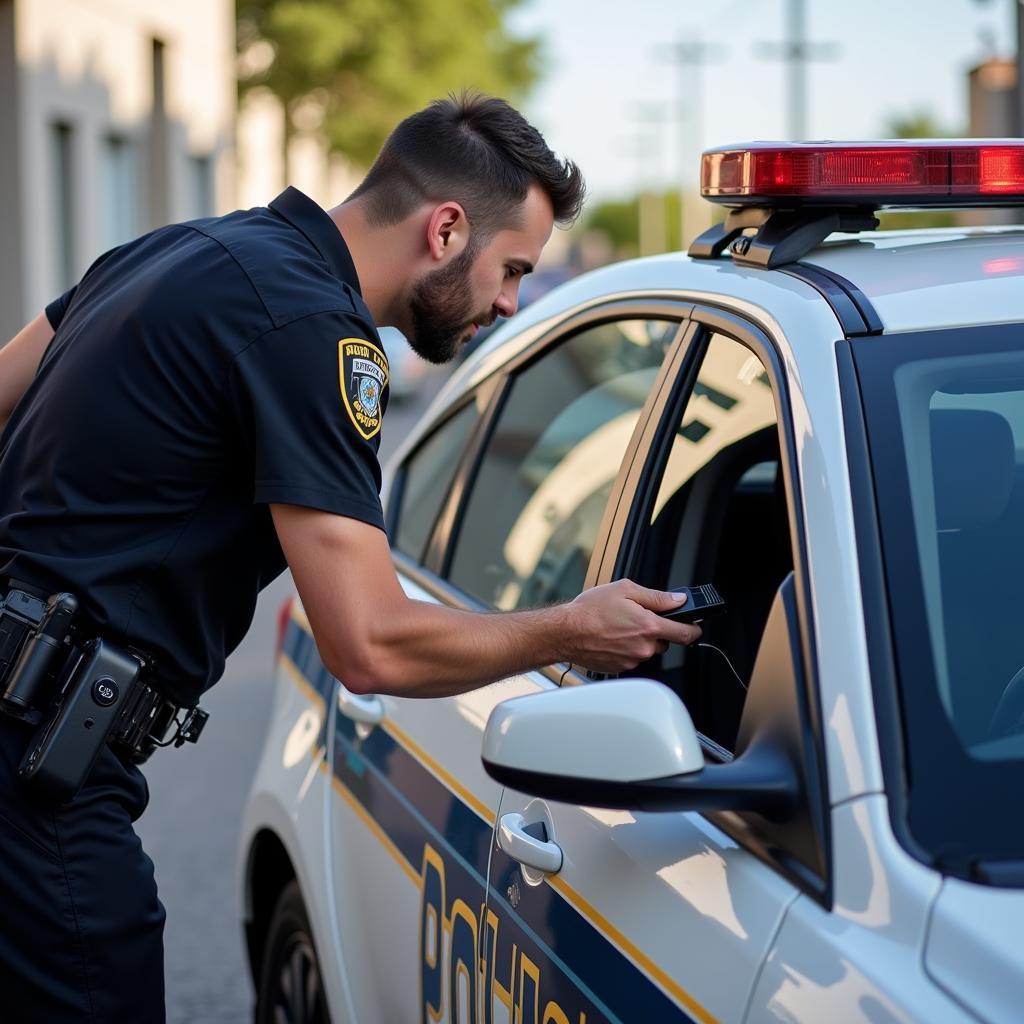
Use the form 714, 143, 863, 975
629, 101, 672, 254
1016, 0, 1024, 137
621, 131, 665, 257
658, 34, 725, 246
757, 0, 839, 140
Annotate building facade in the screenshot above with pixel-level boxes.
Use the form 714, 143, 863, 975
0, 0, 236, 341
234, 86, 362, 215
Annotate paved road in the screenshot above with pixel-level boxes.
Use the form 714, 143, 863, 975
137, 570, 291, 1024
137, 369, 444, 1023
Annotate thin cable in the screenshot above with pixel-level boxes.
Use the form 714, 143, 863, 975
557, 663, 573, 686
696, 642, 748, 691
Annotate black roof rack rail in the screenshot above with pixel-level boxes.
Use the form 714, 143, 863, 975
689, 206, 879, 269
778, 262, 884, 337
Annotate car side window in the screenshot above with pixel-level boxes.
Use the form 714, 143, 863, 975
629, 331, 793, 755
392, 402, 478, 563
448, 318, 680, 610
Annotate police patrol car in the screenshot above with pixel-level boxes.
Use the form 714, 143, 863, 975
238, 141, 1024, 1024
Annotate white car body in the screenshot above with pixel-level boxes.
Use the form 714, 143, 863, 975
239, 224, 1024, 1024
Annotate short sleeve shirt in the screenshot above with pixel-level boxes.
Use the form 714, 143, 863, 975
0, 188, 390, 704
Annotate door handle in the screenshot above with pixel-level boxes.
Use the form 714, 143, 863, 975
336, 686, 384, 725
497, 812, 563, 875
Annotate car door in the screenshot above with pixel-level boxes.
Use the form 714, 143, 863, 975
324, 308, 688, 1023
481, 313, 828, 1024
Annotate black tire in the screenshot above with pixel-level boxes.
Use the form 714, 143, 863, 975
255, 880, 332, 1024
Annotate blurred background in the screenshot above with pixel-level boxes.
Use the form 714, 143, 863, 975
1, 2, 1023, 1020
1, 0, 1022, 349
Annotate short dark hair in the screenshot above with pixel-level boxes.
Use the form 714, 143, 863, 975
349, 92, 586, 237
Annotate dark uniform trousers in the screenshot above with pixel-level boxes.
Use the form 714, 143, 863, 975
0, 715, 166, 1022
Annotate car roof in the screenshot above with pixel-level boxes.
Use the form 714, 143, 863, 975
806, 226, 1024, 333
414, 225, 1024, 445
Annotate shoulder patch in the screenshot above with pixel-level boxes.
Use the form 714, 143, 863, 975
338, 337, 390, 440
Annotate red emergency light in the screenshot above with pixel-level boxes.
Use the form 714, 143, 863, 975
701, 141, 1024, 206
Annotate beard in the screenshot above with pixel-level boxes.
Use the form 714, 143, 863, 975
406, 242, 488, 365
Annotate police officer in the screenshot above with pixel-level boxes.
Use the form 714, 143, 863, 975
0, 93, 700, 1021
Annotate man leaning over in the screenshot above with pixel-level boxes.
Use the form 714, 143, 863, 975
0, 92, 699, 1021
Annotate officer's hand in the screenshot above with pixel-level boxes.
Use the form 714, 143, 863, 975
564, 579, 702, 674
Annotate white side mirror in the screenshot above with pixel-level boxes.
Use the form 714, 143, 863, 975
482, 676, 798, 816
483, 678, 704, 786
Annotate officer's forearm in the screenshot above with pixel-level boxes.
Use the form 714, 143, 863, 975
340, 598, 577, 698
331, 578, 692, 697
272, 503, 691, 700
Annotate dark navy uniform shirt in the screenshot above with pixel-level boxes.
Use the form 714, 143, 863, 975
0, 187, 390, 705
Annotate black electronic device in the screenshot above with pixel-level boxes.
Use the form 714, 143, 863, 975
18, 639, 142, 803
1, 591, 78, 718
661, 583, 726, 624
0, 587, 47, 685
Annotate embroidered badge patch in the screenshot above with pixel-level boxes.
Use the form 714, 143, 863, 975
338, 337, 390, 440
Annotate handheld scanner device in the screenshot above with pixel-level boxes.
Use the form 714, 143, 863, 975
661, 584, 725, 624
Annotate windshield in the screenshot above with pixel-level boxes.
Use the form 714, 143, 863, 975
853, 323, 1024, 873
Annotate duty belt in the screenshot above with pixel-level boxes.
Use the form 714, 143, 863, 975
0, 581, 208, 799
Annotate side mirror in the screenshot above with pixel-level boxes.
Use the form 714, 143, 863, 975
482, 676, 796, 818
483, 677, 705, 790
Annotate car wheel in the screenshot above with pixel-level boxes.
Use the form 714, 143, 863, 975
256, 880, 330, 1024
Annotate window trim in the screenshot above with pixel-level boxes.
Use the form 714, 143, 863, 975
432, 373, 509, 579
594, 319, 705, 583
429, 300, 693, 589
484, 299, 694, 379
595, 303, 833, 907
386, 394, 482, 563
600, 307, 821, 733
415, 379, 502, 575
835, 338, 928, 868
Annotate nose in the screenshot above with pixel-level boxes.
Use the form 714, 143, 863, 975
493, 280, 520, 320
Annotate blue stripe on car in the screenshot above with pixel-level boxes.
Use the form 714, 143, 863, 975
283, 617, 703, 1024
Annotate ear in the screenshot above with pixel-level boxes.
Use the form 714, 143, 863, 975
425, 201, 470, 263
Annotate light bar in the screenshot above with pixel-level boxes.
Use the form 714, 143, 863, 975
701, 141, 1024, 207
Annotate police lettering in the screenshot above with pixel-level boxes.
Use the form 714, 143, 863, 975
418, 842, 595, 1024
343, 342, 388, 372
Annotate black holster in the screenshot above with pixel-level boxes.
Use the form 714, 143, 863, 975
0, 583, 207, 802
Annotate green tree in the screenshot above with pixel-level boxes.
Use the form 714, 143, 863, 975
583, 189, 714, 260
238, 0, 540, 170
584, 197, 640, 258
883, 110, 958, 141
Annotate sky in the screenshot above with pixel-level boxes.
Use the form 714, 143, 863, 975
508, 0, 1018, 201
